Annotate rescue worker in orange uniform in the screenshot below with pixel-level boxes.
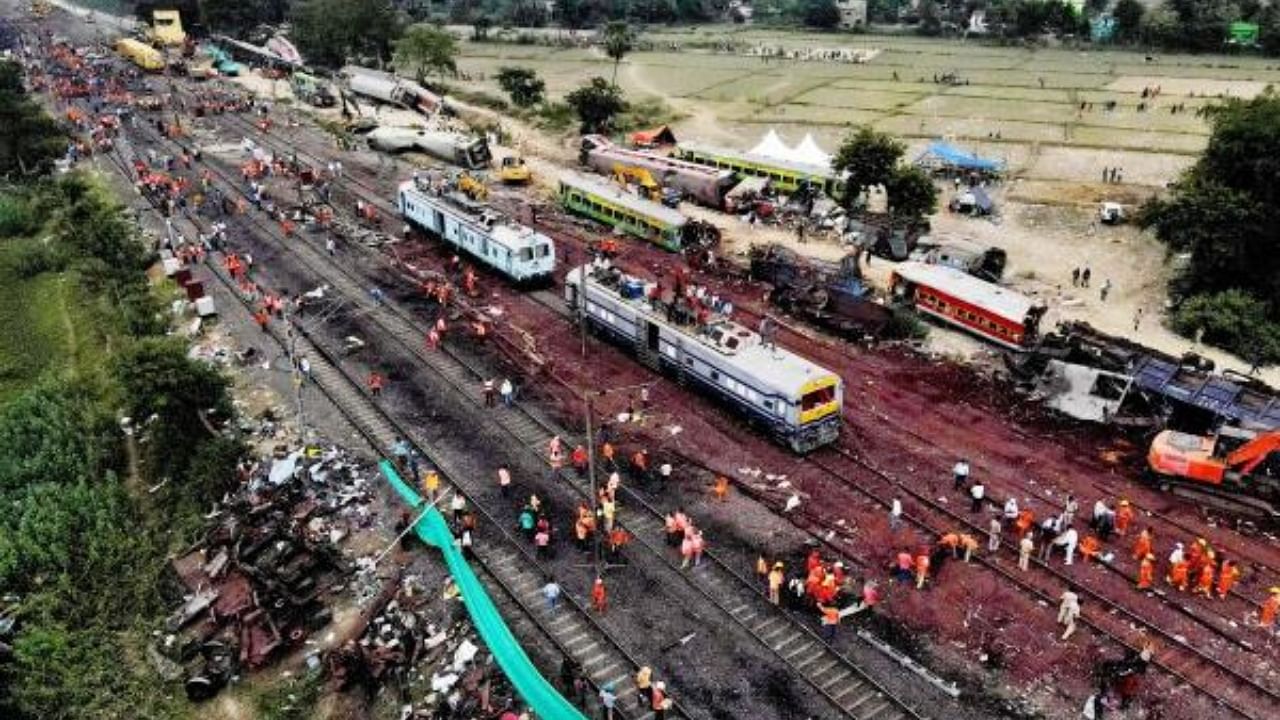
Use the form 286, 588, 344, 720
959, 533, 980, 563
1115, 499, 1134, 536
1167, 558, 1190, 592
1015, 508, 1035, 537
1137, 554, 1155, 590
712, 475, 730, 501
1261, 588, 1280, 629
1132, 527, 1154, 561
1195, 556, 1216, 597
591, 577, 607, 614
914, 549, 931, 590
1079, 535, 1101, 563
1186, 538, 1207, 576
1216, 558, 1240, 599
939, 532, 962, 558
571, 445, 589, 476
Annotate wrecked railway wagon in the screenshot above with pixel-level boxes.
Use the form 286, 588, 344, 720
750, 244, 892, 338
579, 135, 737, 209
558, 172, 719, 254
565, 262, 843, 453
891, 261, 1046, 350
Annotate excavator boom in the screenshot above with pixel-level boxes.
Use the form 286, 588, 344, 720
1227, 431, 1280, 475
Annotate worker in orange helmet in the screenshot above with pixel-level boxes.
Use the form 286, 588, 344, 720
1216, 558, 1241, 599
914, 549, 931, 590
1131, 527, 1153, 561
1167, 557, 1190, 592
591, 577, 607, 614
1137, 554, 1155, 590
1114, 499, 1134, 536
1186, 537, 1207, 575
1195, 554, 1217, 597
1261, 588, 1280, 629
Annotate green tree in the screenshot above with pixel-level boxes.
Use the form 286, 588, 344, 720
200, 0, 287, 34
884, 165, 939, 223
1171, 291, 1280, 367
832, 125, 906, 209
0, 61, 66, 179
112, 337, 232, 484
556, 0, 586, 28
473, 15, 493, 40
804, 0, 841, 28
394, 25, 459, 82
497, 66, 547, 107
565, 76, 627, 133
0, 380, 115, 495
603, 20, 634, 86
1141, 91, 1280, 362
1112, 0, 1145, 40
291, 0, 402, 68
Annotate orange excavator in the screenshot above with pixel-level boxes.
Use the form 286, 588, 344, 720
1148, 427, 1280, 520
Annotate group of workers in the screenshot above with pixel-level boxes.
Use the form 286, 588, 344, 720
758, 548, 880, 641
944, 459, 1280, 633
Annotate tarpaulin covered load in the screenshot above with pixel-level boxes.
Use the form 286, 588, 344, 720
379, 461, 587, 720
915, 141, 1004, 173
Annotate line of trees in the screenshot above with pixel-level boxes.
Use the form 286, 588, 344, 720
0, 59, 246, 718
1139, 91, 1280, 367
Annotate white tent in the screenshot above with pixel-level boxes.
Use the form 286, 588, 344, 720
750, 129, 793, 160
793, 134, 832, 167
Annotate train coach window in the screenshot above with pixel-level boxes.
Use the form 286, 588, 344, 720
519, 248, 533, 261
764, 399, 775, 412
801, 386, 835, 412
537, 245, 550, 257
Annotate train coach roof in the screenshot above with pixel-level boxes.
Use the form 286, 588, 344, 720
559, 172, 688, 228
893, 261, 1038, 321
400, 180, 552, 251
570, 265, 839, 398
677, 141, 837, 179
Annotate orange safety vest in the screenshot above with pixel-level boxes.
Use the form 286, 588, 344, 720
1137, 558, 1154, 589
1132, 532, 1152, 560
1262, 595, 1279, 627
1216, 564, 1239, 597
1167, 561, 1189, 590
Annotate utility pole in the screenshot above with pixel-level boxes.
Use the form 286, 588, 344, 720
584, 391, 601, 573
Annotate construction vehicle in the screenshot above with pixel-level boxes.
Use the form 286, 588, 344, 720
291, 72, 337, 108
1100, 202, 1125, 225
116, 38, 166, 72
498, 156, 532, 185
612, 164, 681, 208
146, 9, 186, 47
457, 173, 488, 201
1148, 427, 1280, 519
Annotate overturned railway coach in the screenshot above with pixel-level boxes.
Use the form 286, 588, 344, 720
891, 261, 1046, 350
399, 179, 554, 284
557, 173, 718, 254
580, 135, 737, 209
565, 262, 842, 453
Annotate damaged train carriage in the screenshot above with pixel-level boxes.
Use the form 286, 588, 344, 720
565, 263, 843, 453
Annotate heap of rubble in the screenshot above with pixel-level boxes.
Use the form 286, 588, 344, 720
158, 445, 376, 701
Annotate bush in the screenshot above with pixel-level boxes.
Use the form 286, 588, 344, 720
1171, 290, 1280, 367
0, 192, 36, 237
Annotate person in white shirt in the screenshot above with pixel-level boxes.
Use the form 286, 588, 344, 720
952, 459, 970, 490
1057, 589, 1080, 639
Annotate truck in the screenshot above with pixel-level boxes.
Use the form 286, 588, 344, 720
291, 72, 336, 108
147, 9, 185, 47
1148, 428, 1280, 520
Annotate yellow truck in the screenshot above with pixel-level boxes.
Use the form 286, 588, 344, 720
116, 38, 166, 72
147, 9, 186, 47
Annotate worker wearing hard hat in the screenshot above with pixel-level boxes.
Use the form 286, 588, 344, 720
1260, 588, 1280, 629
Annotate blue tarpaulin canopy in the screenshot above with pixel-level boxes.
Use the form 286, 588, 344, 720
915, 141, 1004, 172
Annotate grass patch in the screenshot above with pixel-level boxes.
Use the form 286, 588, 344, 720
0, 237, 84, 404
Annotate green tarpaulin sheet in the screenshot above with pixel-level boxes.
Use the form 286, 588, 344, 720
379, 460, 588, 720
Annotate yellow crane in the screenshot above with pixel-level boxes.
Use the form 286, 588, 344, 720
611, 163, 661, 202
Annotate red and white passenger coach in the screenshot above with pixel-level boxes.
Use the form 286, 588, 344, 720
890, 261, 1047, 350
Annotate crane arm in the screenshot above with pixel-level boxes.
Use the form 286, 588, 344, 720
1226, 431, 1280, 475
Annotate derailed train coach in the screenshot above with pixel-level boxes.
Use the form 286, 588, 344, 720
565, 262, 842, 453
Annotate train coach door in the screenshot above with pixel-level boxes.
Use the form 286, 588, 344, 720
432, 209, 445, 234
647, 322, 660, 352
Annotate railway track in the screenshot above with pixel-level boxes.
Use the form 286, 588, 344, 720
111, 92, 935, 719
188, 91, 1280, 716
809, 446, 1280, 720
91, 125, 686, 720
